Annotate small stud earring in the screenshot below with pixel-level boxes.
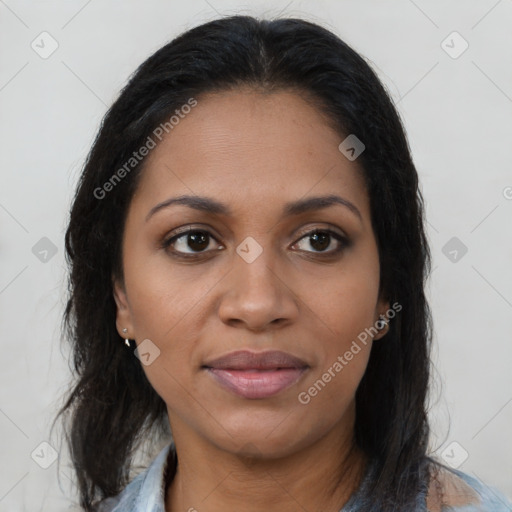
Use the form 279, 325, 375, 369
122, 328, 131, 348
376, 314, 389, 336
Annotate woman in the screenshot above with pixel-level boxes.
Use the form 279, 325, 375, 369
53, 14, 511, 512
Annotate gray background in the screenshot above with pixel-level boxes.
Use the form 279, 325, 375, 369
1, 0, 511, 509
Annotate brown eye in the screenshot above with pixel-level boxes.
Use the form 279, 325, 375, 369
163, 229, 221, 256
293, 229, 348, 255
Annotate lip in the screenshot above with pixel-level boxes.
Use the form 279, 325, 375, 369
202, 350, 309, 399
205, 368, 308, 399
203, 349, 309, 370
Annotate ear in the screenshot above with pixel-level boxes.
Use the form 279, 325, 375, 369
373, 293, 391, 341
112, 275, 135, 339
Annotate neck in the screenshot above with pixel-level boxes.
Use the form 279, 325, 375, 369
165, 407, 368, 512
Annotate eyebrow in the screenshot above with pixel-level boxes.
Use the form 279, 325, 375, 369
145, 194, 362, 222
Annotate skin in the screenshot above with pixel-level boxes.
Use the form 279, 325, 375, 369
113, 88, 390, 512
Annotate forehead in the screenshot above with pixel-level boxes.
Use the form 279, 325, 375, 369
132, 88, 370, 221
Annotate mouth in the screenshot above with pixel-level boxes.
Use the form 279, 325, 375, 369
202, 350, 309, 399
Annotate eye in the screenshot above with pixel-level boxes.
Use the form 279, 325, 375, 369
162, 227, 223, 258
292, 229, 348, 255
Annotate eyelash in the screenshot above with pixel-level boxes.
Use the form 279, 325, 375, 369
160, 226, 350, 260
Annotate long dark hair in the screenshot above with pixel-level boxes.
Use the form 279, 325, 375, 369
53, 14, 435, 511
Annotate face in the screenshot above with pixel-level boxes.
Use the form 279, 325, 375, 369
113, 88, 389, 459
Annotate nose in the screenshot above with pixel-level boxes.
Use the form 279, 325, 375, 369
217, 242, 299, 332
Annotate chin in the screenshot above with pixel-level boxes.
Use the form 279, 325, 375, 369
206, 411, 323, 459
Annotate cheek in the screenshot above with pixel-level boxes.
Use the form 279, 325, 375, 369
123, 247, 219, 339
293, 255, 379, 402
300, 261, 380, 343
121, 258, 213, 396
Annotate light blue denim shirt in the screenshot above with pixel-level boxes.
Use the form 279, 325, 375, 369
96, 442, 512, 512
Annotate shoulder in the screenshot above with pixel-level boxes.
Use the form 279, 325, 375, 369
426, 462, 512, 512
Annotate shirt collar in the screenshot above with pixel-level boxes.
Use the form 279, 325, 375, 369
129, 441, 175, 512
